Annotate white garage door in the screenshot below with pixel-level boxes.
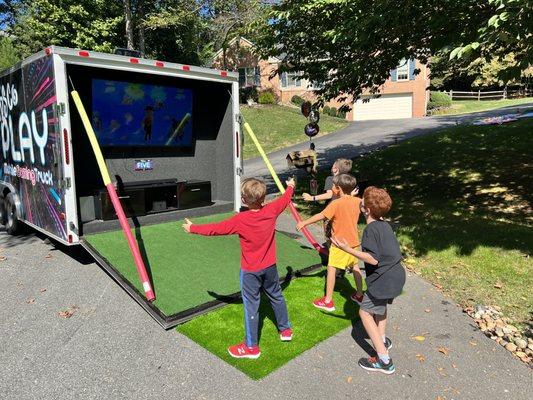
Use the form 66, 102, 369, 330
353, 93, 413, 121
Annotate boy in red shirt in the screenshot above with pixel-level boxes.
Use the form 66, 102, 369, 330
182, 177, 295, 359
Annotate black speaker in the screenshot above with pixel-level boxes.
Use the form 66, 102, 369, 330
178, 181, 212, 210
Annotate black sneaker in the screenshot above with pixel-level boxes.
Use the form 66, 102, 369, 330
358, 356, 395, 374
384, 337, 392, 350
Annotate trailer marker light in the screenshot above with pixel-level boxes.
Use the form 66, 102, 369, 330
182, 65, 190, 71
129, 58, 139, 64
155, 61, 164, 68
220, 71, 228, 77
68, 235, 73, 243
45, 48, 52, 55
60, 213, 66, 220
78, 51, 90, 57
235, 131, 240, 158
63, 129, 70, 165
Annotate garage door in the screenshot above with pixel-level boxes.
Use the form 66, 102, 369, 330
353, 93, 413, 121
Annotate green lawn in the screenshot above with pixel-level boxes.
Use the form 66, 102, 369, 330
431, 97, 533, 116
241, 104, 348, 159
178, 268, 361, 380
85, 213, 320, 316
296, 118, 533, 327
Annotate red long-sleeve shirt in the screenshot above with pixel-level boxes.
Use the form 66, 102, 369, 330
190, 186, 294, 272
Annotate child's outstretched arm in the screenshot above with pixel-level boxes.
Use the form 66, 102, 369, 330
265, 178, 295, 215
182, 215, 238, 236
296, 212, 325, 232
331, 236, 378, 265
302, 190, 333, 202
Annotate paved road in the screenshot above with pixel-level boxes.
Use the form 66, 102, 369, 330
1, 216, 531, 400
244, 103, 533, 187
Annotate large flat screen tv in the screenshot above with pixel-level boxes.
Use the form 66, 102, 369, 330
91, 79, 193, 147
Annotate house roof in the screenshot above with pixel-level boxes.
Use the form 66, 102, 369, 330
211, 36, 282, 65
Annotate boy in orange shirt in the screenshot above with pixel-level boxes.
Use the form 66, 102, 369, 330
297, 174, 363, 311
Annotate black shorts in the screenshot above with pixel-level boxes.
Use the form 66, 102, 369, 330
360, 292, 393, 316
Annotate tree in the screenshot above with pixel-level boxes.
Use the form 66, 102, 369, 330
11, 0, 124, 57
258, 1, 531, 106
0, 36, 19, 71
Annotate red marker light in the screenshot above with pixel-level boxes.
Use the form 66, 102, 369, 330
63, 129, 70, 165
45, 48, 52, 55
68, 235, 73, 243
155, 61, 164, 68
78, 51, 90, 57
220, 71, 228, 77
129, 58, 139, 64
182, 65, 190, 71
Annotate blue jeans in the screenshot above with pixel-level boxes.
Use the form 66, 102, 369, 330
240, 264, 291, 347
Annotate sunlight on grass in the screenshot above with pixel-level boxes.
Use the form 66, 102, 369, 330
295, 119, 533, 326
241, 104, 348, 159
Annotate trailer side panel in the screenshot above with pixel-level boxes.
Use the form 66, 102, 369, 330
0, 54, 67, 241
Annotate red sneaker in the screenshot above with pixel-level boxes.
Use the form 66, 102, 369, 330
313, 297, 335, 312
227, 342, 261, 359
351, 292, 364, 305
280, 328, 293, 341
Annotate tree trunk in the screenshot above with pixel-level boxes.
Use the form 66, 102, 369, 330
138, 26, 145, 57
123, 0, 134, 50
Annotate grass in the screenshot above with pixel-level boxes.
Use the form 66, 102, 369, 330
241, 104, 348, 159
178, 268, 360, 379
85, 213, 320, 316
430, 97, 533, 116
296, 118, 533, 327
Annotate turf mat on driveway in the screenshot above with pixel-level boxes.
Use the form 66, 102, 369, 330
177, 268, 359, 380
85, 213, 321, 318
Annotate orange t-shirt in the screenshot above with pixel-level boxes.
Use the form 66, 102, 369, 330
322, 195, 361, 247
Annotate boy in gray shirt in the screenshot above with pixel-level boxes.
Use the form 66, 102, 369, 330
332, 186, 405, 374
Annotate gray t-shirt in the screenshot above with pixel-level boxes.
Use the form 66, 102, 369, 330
362, 220, 406, 299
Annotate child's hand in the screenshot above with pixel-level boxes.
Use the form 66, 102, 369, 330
286, 177, 295, 188
351, 187, 359, 196
182, 218, 192, 233
296, 221, 306, 232
331, 236, 350, 251
302, 192, 313, 201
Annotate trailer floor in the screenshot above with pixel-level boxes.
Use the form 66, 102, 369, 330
84, 213, 320, 325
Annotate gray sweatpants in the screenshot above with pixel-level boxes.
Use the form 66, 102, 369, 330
240, 264, 291, 347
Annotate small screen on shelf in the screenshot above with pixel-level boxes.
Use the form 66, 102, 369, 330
91, 79, 193, 147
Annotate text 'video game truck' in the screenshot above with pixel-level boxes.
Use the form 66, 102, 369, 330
0, 47, 247, 327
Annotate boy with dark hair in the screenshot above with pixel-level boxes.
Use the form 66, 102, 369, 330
302, 158, 353, 203
297, 174, 364, 311
331, 186, 406, 374
182, 177, 295, 359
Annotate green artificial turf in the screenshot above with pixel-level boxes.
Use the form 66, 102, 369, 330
85, 213, 320, 317
178, 268, 361, 380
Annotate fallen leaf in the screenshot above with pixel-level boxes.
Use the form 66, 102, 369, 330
438, 346, 450, 355
415, 353, 426, 362
436, 397, 444, 400
346, 376, 352, 383
425, 308, 431, 313
434, 283, 443, 290
451, 363, 457, 369
26, 298, 35, 304
58, 310, 74, 318
39, 288, 46, 293
0, 256, 7, 261
45, 254, 52, 259
520, 296, 526, 301
413, 335, 426, 341
493, 283, 502, 289
469, 340, 477, 346
437, 366, 447, 376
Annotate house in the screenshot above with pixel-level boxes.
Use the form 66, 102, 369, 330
211, 37, 430, 121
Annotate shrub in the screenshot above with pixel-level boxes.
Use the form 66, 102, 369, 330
427, 91, 452, 110
323, 105, 331, 116
239, 86, 258, 104
336, 109, 347, 119
328, 106, 338, 117
258, 89, 277, 104
291, 95, 305, 106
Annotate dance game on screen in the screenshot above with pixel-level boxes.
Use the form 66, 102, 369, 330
92, 79, 193, 147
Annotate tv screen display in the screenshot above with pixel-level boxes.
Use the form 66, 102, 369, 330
91, 79, 193, 147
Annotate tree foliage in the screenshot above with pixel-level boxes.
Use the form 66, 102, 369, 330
0, 36, 19, 71
258, 0, 531, 104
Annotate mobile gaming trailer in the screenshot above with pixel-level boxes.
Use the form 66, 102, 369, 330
0, 47, 320, 328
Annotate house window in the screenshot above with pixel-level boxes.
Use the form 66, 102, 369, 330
281, 71, 302, 88
396, 59, 409, 81
238, 67, 260, 87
